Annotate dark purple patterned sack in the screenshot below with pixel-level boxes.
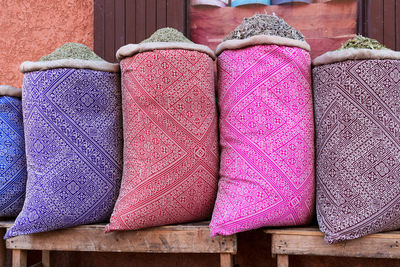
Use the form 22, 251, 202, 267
5, 58, 122, 238
313, 49, 400, 243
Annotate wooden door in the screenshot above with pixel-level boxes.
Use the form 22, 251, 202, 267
94, 0, 189, 62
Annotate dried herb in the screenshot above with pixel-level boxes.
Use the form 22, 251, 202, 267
224, 13, 305, 41
339, 35, 385, 50
140, 28, 193, 43
38, 43, 104, 62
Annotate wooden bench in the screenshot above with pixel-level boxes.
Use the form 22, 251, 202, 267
265, 227, 400, 267
6, 221, 236, 267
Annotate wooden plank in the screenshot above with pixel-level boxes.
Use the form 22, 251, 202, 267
94, 0, 105, 58
265, 227, 400, 239
270, 232, 400, 258
220, 253, 234, 267
135, 0, 146, 42
42, 251, 50, 267
190, 1, 357, 58
0, 220, 14, 228
104, 0, 116, 62
146, 0, 157, 38
277, 255, 289, 267
6, 224, 237, 254
167, 0, 185, 33
357, 0, 368, 35
396, 0, 400, 50
368, 0, 384, 43
115, 0, 126, 52
12, 250, 27, 267
156, 0, 168, 29
126, 0, 136, 44
383, 0, 396, 49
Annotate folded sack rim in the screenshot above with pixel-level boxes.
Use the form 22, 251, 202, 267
20, 59, 120, 74
313, 48, 400, 66
0, 85, 22, 97
215, 35, 311, 56
116, 42, 216, 61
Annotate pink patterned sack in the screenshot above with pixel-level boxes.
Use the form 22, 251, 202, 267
210, 37, 315, 236
105, 39, 219, 231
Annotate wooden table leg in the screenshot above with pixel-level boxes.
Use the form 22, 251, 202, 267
12, 249, 27, 267
220, 253, 234, 267
42, 250, 51, 267
0, 229, 6, 267
277, 254, 289, 267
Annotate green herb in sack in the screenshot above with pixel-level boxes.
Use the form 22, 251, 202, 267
224, 13, 305, 41
38, 43, 104, 62
140, 28, 193, 43
339, 35, 385, 50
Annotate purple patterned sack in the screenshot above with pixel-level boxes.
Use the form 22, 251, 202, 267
5, 54, 122, 238
313, 48, 400, 243
0, 86, 27, 217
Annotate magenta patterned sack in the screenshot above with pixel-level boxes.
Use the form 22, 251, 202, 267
313, 48, 400, 243
210, 36, 315, 236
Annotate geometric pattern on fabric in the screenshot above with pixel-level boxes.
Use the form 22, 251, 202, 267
105, 49, 219, 232
314, 59, 400, 243
210, 44, 315, 237
0, 96, 27, 217
4, 68, 122, 238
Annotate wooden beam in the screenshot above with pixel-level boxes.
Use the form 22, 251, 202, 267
6, 223, 237, 254
12, 250, 27, 267
220, 253, 233, 267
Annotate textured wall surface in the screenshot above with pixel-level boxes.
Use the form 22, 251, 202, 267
0, 0, 94, 88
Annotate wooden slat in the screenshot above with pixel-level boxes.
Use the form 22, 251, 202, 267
269, 231, 400, 259
94, 0, 105, 58
396, 0, 400, 50
12, 250, 27, 267
146, 0, 157, 38
167, 0, 186, 33
126, 0, 136, 44
6, 224, 237, 254
383, 0, 396, 49
115, 0, 126, 53
156, 0, 168, 29
135, 0, 146, 42
368, 0, 384, 43
104, 0, 116, 62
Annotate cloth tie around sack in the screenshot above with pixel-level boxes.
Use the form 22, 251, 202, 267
313, 36, 400, 243
5, 43, 122, 238
0, 85, 27, 217
105, 28, 219, 232
210, 14, 314, 236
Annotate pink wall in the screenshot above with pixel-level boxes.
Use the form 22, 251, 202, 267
0, 0, 94, 88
